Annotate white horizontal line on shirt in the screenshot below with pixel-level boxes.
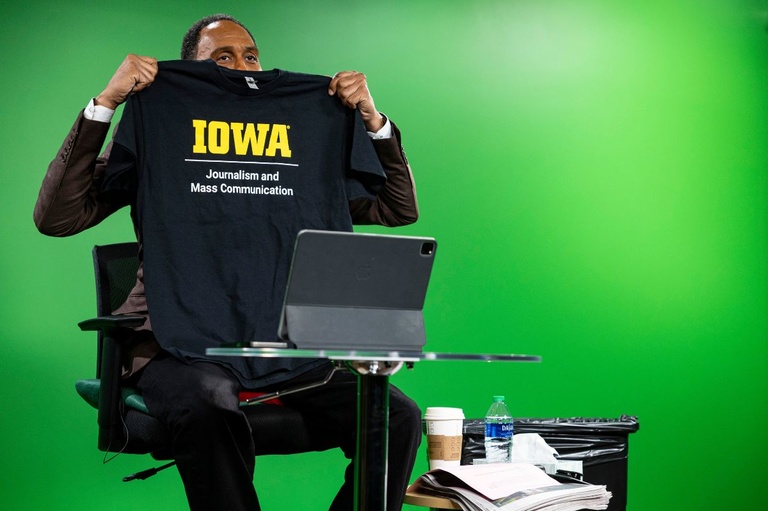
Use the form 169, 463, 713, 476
184, 159, 299, 167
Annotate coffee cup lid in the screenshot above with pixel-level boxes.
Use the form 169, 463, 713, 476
424, 407, 465, 420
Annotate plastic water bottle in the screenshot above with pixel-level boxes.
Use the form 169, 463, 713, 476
484, 395, 513, 463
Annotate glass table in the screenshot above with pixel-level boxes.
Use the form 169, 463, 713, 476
206, 347, 541, 511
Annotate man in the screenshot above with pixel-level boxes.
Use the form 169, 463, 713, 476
34, 14, 421, 511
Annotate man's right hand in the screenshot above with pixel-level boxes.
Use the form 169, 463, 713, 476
95, 54, 158, 110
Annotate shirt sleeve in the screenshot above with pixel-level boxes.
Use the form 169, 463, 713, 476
367, 115, 392, 140
346, 109, 388, 200
84, 98, 116, 123
101, 97, 139, 200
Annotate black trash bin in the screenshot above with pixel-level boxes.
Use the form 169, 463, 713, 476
461, 415, 639, 511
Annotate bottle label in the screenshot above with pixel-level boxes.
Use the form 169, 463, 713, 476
485, 422, 513, 438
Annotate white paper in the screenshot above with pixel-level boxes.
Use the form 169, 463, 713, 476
510, 433, 559, 465
436, 462, 562, 500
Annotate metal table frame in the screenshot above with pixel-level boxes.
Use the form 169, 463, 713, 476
206, 347, 541, 511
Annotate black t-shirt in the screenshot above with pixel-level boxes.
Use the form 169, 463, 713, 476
103, 60, 386, 387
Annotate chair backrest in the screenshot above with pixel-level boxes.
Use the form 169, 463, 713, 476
89, 242, 154, 453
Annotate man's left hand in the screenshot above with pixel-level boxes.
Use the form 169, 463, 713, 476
328, 71, 385, 132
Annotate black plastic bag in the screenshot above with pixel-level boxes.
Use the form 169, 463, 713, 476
461, 415, 639, 511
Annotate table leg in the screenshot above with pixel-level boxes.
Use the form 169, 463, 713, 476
355, 373, 390, 511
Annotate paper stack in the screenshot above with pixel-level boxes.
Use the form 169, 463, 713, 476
408, 462, 611, 511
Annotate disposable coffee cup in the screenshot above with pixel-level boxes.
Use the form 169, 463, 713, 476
424, 407, 465, 470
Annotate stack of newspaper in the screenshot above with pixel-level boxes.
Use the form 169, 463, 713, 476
408, 463, 611, 511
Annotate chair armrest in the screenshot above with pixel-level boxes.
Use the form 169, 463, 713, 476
78, 314, 146, 332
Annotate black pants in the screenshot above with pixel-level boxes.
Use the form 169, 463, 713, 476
134, 351, 422, 510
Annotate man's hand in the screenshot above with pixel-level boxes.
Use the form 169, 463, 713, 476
328, 71, 385, 133
95, 54, 159, 110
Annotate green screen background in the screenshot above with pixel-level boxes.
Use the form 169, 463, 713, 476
1, 1, 766, 509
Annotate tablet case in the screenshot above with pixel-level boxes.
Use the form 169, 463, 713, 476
278, 230, 437, 351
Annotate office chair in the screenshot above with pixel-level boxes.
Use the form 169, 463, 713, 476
74, 242, 336, 480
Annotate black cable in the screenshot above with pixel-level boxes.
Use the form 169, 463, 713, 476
102, 400, 131, 464
122, 461, 177, 482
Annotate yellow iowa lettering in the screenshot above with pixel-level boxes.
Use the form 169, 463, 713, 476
192, 119, 291, 157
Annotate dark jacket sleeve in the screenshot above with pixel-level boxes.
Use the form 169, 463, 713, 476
349, 121, 419, 227
33, 111, 126, 236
